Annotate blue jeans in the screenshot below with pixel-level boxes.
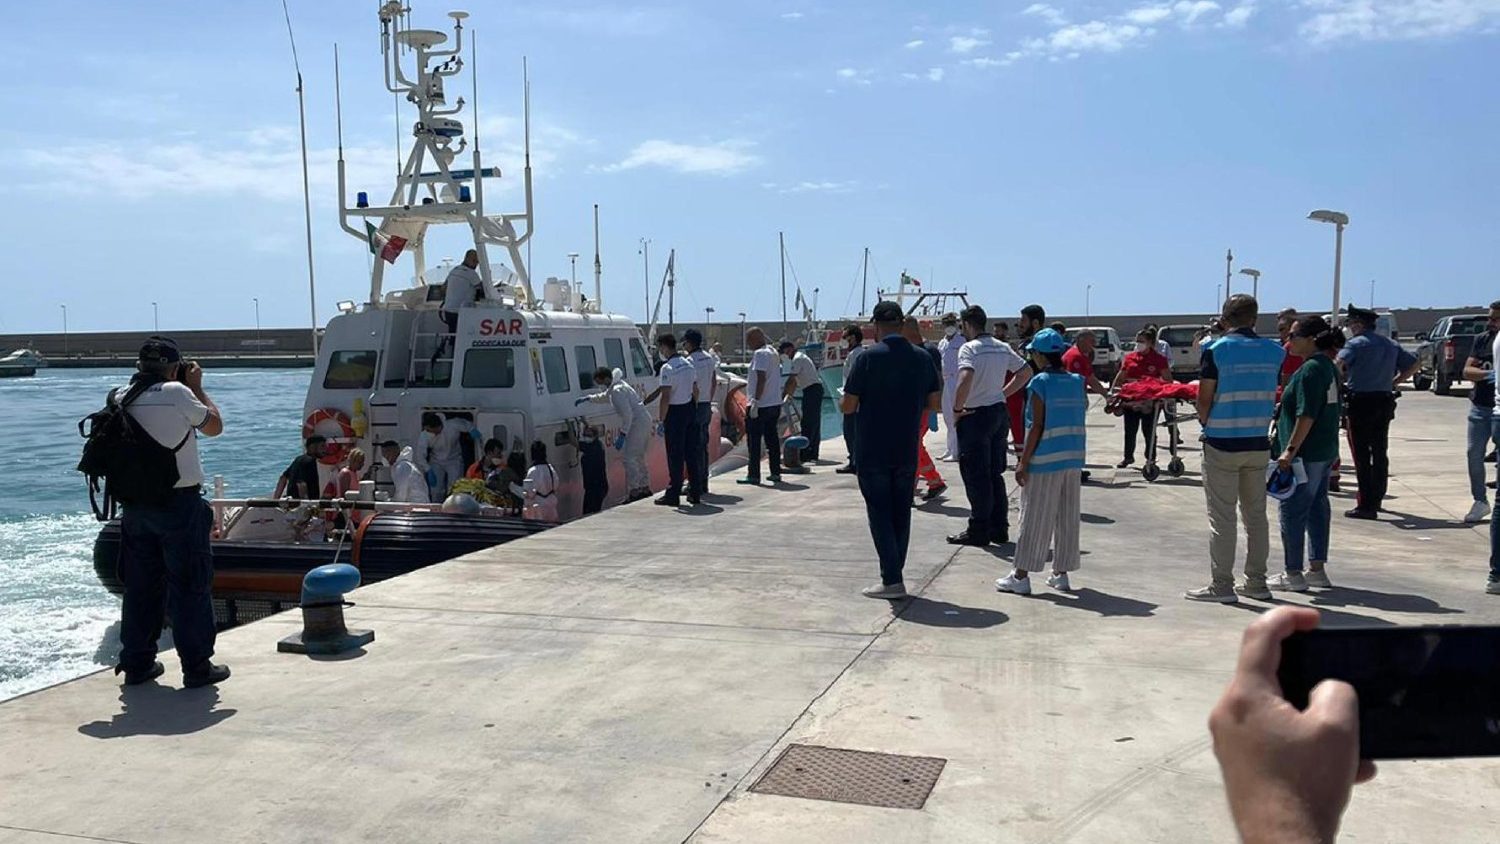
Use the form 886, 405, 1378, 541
117, 487, 218, 672
1468, 405, 1492, 503
1278, 460, 1332, 572
858, 464, 917, 585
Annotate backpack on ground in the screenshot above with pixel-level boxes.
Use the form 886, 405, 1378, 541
77, 378, 190, 520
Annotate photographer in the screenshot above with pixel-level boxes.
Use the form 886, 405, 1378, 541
112, 337, 230, 689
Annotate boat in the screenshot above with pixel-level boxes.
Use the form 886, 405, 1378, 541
0, 348, 42, 378
92, 2, 749, 625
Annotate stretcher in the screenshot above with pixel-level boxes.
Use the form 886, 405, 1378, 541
1108, 380, 1201, 482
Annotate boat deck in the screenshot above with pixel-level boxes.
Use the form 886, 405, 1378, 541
2, 390, 1498, 843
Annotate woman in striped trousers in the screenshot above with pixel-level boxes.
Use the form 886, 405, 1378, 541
996, 329, 1087, 596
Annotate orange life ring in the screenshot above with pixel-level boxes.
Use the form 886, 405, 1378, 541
303, 408, 354, 466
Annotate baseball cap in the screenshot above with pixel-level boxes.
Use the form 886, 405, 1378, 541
138, 335, 182, 363
1265, 460, 1307, 502
1025, 327, 1069, 354
871, 301, 904, 323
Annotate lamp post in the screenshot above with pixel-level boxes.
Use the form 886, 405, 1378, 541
1224, 249, 1233, 306
1307, 209, 1349, 322
705, 306, 715, 336
152, 301, 159, 333
1085, 284, 1092, 323
1216, 283, 1222, 315
638, 238, 651, 325
1238, 267, 1261, 300
252, 297, 261, 348
737, 311, 747, 363
1369, 278, 1375, 308
812, 287, 820, 322
60, 304, 68, 356
567, 252, 579, 288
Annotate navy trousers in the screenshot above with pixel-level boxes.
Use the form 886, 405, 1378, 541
693, 401, 713, 494
117, 487, 217, 672
746, 404, 783, 481
957, 401, 1010, 539
858, 464, 918, 586
800, 384, 825, 461
663, 403, 697, 499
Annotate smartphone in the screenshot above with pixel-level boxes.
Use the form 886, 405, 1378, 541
1279, 626, 1500, 759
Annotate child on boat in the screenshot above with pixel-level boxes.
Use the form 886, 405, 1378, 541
512, 441, 560, 522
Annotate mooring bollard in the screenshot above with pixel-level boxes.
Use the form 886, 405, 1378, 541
277, 563, 375, 655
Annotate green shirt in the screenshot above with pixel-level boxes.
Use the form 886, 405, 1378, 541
1276, 355, 1341, 463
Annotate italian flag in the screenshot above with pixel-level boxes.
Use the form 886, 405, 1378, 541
366, 221, 408, 264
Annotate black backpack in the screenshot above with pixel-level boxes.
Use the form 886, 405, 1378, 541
77, 377, 191, 520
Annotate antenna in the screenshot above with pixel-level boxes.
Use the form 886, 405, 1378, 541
471, 30, 480, 152
523, 57, 532, 171
334, 44, 344, 155
593, 203, 602, 310
280, 0, 319, 355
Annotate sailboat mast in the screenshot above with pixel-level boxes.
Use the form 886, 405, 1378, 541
779, 231, 787, 327
592, 204, 602, 311
861, 246, 869, 316
667, 249, 675, 333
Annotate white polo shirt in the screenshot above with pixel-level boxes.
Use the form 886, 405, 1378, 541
787, 351, 820, 397
660, 355, 698, 405
688, 349, 718, 404
958, 335, 1026, 409
120, 380, 209, 487
749, 345, 784, 408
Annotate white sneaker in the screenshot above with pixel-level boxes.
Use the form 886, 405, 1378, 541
995, 573, 1033, 595
1304, 569, 1333, 589
937, 451, 952, 461
1268, 572, 1308, 592
1466, 501, 1491, 523
1046, 572, 1071, 592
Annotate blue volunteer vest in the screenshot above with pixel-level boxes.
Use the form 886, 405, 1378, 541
1204, 332, 1284, 441
1025, 370, 1087, 474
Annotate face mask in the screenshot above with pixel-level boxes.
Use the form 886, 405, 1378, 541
1136, 342, 1149, 352
944, 326, 957, 337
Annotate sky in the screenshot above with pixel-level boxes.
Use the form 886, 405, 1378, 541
2, 0, 1497, 335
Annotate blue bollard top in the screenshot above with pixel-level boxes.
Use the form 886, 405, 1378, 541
302, 563, 362, 604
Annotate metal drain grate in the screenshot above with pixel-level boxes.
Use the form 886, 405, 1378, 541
749, 744, 946, 810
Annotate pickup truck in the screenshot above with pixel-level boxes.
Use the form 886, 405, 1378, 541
1158, 324, 1208, 381
1414, 314, 1488, 395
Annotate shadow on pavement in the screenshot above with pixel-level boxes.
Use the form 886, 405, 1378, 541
768, 481, 811, 492
1309, 586, 1463, 615
1383, 510, 1474, 532
699, 493, 743, 505
675, 503, 726, 516
916, 501, 969, 517
78, 686, 237, 739
895, 596, 1008, 629
1225, 599, 1397, 627
1081, 513, 1116, 525
1032, 587, 1158, 617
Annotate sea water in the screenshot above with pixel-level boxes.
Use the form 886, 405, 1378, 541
0, 366, 845, 701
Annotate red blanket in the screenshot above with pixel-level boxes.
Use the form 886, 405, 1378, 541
1116, 380, 1198, 402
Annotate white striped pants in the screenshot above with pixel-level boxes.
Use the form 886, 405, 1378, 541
1013, 468, 1082, 573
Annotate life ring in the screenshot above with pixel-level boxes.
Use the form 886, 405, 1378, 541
303, 408, 354, 466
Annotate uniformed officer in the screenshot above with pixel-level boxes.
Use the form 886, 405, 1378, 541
949, 304, 1028, 546
1337, 304, 1420, 519
683, 328, 717, 497
644, 334, 701, 506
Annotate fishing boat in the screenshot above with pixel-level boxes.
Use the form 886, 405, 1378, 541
92, 1, 747, 625
0, 348, 42, 378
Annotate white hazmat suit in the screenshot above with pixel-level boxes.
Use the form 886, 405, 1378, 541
582, 371, 653, 497
390, 446, 429, 503
512, 463, 559, 522
413, 414, 475, 500
938, 331, 962, 459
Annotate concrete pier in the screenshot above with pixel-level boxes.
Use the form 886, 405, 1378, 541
2, 391, 1498, 842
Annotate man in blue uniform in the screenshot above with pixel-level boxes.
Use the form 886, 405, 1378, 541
1337, 305, 1419, 519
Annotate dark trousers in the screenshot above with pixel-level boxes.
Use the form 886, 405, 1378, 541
842, 413, 859, 468
858, 464, 917, 586
800, 384, 825, 460
693, 402, 713, 493
1347, 392, 1395, 512
117, 487, 217, 672
1123, 408, 1154, 460
430, 310, 459, 372
746, 403, 783, 481
664, 403, 697, 498
957, 402, 1010, 538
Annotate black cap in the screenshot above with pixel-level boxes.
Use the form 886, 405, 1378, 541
871, 301, 904, 323
138, 335, 181, 363
778, 340, 796, 353
1346, 304, 1378, 323
682, 328, 703, 345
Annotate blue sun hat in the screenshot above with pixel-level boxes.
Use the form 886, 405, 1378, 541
1265, 459, 1308, 501
1025, 327, 1069, 355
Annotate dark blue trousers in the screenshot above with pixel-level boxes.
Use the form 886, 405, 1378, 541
957, 401, 1010, 538
842, 413, 859, 468
800, 384, 825, 461
746, 403, 783, 481
664, 403, 697, 499
693, 402, 713, 494
858, 464, 918, 586
117, 487, 217, 672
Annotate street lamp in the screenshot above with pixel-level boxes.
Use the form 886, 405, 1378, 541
737, 311, 747, 363
1224, 249, 1233, 306
1369, 278, 1376, 308
812, 287, 819, 322
1216, 283, 1222, 315
1307, 209, 1349, 321
152, 301, 159, 332
60, 304, 68, 356
252, 297, 261, 348
1085, 284, 1092, 323
638, 238, 652, 325
1238, 267, 1261, 300
567, 252, 579, 288
705, 306, 715, 333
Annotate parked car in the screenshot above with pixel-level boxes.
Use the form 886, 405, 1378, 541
1158, 324, 1209, 380
1065, 326, 1124, 380
1415, 314, 1488, 394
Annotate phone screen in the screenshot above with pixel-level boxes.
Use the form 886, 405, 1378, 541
1279, 626, 1500, 759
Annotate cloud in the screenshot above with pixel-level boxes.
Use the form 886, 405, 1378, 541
1015, 0, 1249, 59
601, 139, 759, 175
1023, 3, 1070, 25
1174, 0, 1222, 24
927, 67, 946, 81
1220, 2, 1256, 26
780, 11, 804, 19
1299, 0, 1500, 43
1027, 20, 1148, 53
963, 56, 1009, 68
763, 180, 860, 194
835, 67, 874, 85
1123, 5, 1175, 24
949, 34, 992, 53
905, 38, 926, 48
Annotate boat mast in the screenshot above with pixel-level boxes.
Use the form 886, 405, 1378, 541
281, 0, 319, 355
779, 231, 787, 327
861, 246, 869, 316
593, 204, 602, 312
667, 250, 675, 333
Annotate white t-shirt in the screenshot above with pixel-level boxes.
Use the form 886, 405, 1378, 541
688, 349, 718, 403
839, 343, 865, 399
441, 264, 482, 313
938, 334, 962, 380
1155, 338, 1171, 359
415, 415, 475, 471
749, 345, 784, 408
787, 351, 820, 397
957, 335, 1026, 409
659, 355, 697, 405
1492, 333, 1500, 418
120, 380, 209, 487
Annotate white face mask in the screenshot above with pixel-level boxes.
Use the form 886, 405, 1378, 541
944, 326, 957, 337
1136, 341, 1149, 352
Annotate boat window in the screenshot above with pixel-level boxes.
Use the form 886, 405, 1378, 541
628, 337, 651, 376
574, 345, 599, 390
542, 346, 570, 394
461, 348, 516, 388
604, 337, 626, 375
323, 350, 378, 390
